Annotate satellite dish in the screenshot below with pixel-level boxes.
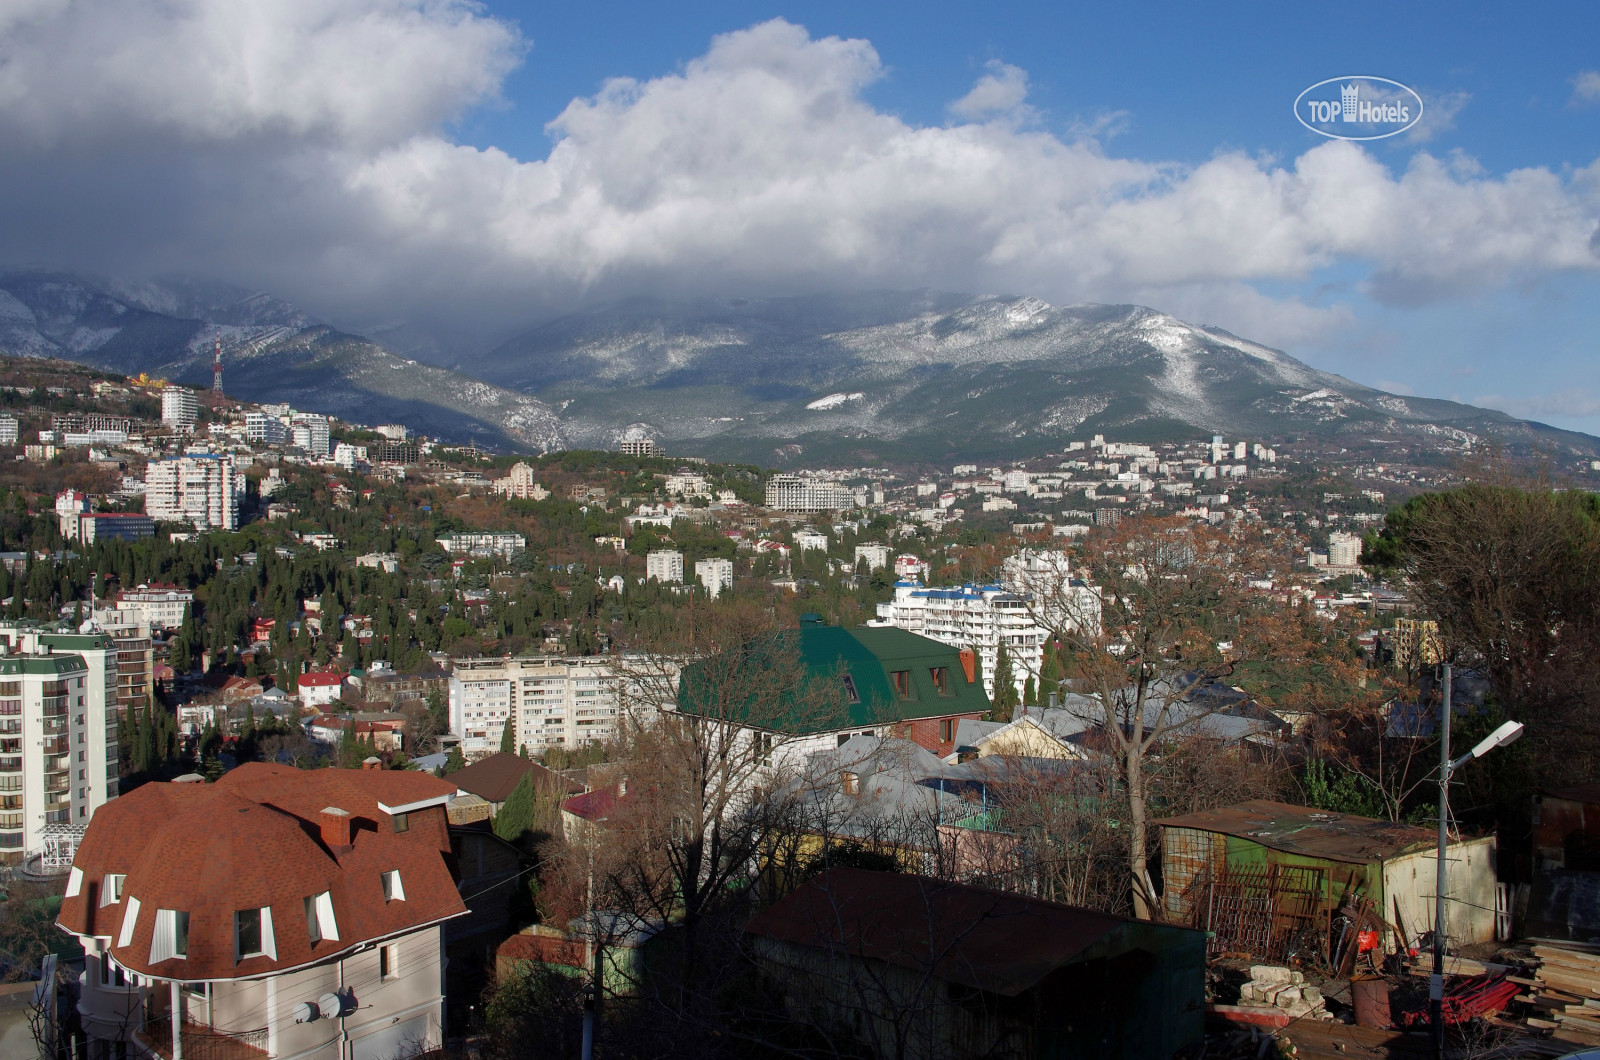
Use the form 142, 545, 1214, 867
318, 992, 346, 1018
292, 1001, 318, 1023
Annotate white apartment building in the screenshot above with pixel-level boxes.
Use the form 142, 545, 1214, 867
872, 582, 1044, 702
854, 543, 892, 571
436, 532, 526, 558
161, 387, 199, 429
765, 475, 854, 512
332, 443, 366, 470
144, 454, 243, 530
647, 550, 684, 583
665, 471, 709, 497
1328, 530, 1364, 568
619, 439, 659, 457
99, 583, 194, 632
244, 411, 287, 445
0, 643, 115, 870
491, 462, 549, 500
449, 656, 623, 757
794, 530, 828, 552
695, 558, 733, 598
0, 415, 17, 445
290, 414, 331, 458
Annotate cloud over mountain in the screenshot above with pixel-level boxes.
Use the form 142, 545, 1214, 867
0, 6, 1597, 352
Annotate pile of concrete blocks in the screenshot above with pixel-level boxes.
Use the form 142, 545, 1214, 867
1236, 965, 1333, 1020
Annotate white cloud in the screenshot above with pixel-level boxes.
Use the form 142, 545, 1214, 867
1406, 89, 1469, 143
1573, 70, 1600, 107
0, 0, 524, 147
949, 61, 1030, 122
0, 11, 1597, 347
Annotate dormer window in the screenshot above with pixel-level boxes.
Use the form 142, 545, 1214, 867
930, 667, 949, 696
234, 907, 276, 961
392, 812, 409, 833
840, 675, 860, 703
890, 670, 913, 699
66, 867, 83, 897
101, 874, 125, 906
151, 909, 189, 962
381, 869, 405, 901
116, 896, 141, 949
304, 891, 338, 944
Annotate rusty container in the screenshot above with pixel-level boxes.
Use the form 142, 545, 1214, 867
1351, 975, 1392, 1029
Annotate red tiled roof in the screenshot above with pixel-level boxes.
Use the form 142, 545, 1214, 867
560, 782, 632, 824
452, 752, 584, 804
57, 763, 464, 982
497, 931, 587, 970
297, 671, 345, 687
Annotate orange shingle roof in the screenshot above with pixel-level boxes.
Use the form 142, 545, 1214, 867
58, 764, 465, 981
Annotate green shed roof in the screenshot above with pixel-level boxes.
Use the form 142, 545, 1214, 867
677, 624, 989, 735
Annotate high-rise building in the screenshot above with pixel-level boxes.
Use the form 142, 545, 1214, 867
647, 550, 684, 583
619, 439, 659, 457
872, 582, 1045, 703
244, 411, 286, 445
0, 416, 17, 445
765, 474, 854, 512
0, 635, 118, 868
144, 454, 243, 530
435, 532, 525, 558
160, 387, 199, 429
1328, 531, 1363, 568
449, 656, 626, 757
694, 558, 733, 598
289, 414, 330, 458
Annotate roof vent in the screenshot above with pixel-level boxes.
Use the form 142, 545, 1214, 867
799, 613, 825, 627
319, 806, 353, 852
171, 773, 205, 784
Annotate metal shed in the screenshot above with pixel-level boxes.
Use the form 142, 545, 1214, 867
1155, 800, 1496, 959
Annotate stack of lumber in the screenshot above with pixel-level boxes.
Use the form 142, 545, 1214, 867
1518, 943, 1600, 1046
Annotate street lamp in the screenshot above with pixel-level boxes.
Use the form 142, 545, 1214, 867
1431, 662, 1524, 1059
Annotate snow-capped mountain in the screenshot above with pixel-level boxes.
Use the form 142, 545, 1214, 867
0, 272, 564, 451
473, 291, 1594, 464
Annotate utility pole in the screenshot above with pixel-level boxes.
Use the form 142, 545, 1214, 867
1430, 662, 1451, 1060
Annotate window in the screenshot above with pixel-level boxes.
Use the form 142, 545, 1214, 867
841, 771, 860, 796
99, 955, 126, 987
392, 812, 409, 833
840, 675, 860, 703
890, 670, 913, 699
116, 896, 140, 949
66, 867, 83, 898
379, 943, 397, 981
381, 869, 405, 902
235, 908, 271, 960
151, 909, 189, 962
304, 891, 338, 944
939, 719, 954, 743
930, 667, 949, 696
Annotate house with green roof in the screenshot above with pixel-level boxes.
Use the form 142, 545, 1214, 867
676, 618, 991, 763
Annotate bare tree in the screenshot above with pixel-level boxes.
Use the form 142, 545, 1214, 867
1010, 518, 1332, 918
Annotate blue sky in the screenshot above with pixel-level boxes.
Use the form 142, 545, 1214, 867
2, 0, 1598, 433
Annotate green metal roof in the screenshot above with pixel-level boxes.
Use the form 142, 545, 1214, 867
36, 632, 114, 651
677, 624, 990, 735
0, 654, 88, 676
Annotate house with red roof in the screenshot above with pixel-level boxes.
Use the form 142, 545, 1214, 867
57, 763, 466, 1060
296, 669, 347, 709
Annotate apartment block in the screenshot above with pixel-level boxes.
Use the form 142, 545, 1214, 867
695, 558, 733, 598
646, 550, 684, 584
0, 641, 117, 869
436, 532, 526, 558
765, 474, 855, 512
449, 656, 622, 758
873, 582, 1045, 703
160, 387, 199, 429
144, 454, 243, 530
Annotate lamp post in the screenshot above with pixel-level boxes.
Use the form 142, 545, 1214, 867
1431, 662, 1524, 1059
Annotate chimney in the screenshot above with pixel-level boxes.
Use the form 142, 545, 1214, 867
958, 649, 976, 684
361, 756, 382, 770
319, 806, 352, 851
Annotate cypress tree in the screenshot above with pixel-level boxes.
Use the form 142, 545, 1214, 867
499, 719, 515, 754
991, 645, 1019, 722
1023, 676, 1037, 707
494, 773, 538, 846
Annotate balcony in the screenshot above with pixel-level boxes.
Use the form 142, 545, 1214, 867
141, 1017, 270, 1060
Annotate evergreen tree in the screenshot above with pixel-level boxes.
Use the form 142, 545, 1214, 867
1023, 676, 1037, 707
493, 773, 539, 846
991, 644, 1019, 722
443, 746, 466, 774
499, 719, 515, 754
